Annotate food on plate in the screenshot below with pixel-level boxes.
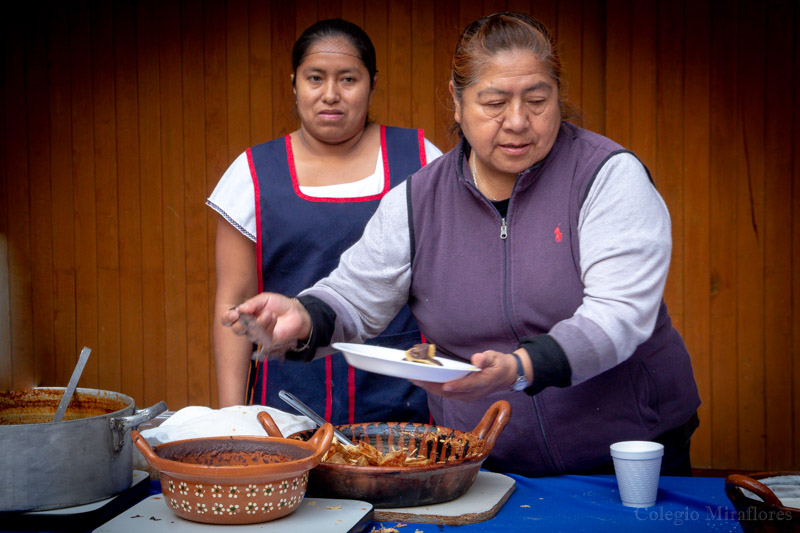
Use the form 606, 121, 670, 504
321, 430, 482, 468
403, 343, 442, 366
323, 440, 430, 467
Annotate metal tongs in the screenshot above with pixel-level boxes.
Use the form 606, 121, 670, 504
279, 390, 355, 447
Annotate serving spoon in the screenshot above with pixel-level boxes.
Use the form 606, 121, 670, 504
52, 346, 91, 423
279, 389, 355, 447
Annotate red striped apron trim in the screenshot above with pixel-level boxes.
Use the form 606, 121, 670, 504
348, 365, 356, 424
285, 130, 390, 203
325, 357, 333, 421
417, 129, 427, 166
246, 147, 267, 406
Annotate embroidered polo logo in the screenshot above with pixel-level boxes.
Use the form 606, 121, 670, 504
554, 224, 563, 243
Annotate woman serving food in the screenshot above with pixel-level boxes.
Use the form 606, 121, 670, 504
221, 12, 700, 477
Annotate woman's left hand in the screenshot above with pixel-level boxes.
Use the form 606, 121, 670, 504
410, 350, 517, 401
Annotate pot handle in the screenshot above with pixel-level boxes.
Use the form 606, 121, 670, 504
257, 411, 284, 438
470, 400, 511, 452
725, 474, 784, 507
306, 423, 334, 462
109, 401, 168, 452
130, 429, 161, 466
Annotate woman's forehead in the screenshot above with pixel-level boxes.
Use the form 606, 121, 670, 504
301, 37, 360, 63
471, 50, 555, 89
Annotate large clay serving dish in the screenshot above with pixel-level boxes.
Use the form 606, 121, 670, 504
725, 471, 800, 532
288, 400, 510, 508
131, 412, 333, 525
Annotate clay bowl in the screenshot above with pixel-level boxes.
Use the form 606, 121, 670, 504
289, 400, 510, 508
725, 471, 800, 532
131, 412, 333, 525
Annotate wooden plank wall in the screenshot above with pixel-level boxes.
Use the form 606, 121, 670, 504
0, 0, 797, 471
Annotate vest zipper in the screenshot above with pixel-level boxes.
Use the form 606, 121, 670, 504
498, 188, 558, 473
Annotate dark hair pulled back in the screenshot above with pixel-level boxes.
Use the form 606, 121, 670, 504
450, 11, 578, 132
291, 18, 377, 89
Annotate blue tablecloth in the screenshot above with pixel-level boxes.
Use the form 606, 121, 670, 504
14, 473, 737, 532
372, 474, 744, 532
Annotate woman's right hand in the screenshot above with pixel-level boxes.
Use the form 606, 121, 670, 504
221, 293, 312, 358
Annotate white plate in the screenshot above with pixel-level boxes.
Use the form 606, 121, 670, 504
333, 343, 480, 383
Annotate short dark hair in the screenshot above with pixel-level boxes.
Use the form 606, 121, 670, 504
291, 18, 377, 89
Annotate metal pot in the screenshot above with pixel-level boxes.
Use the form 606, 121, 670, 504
0, 387, 167, 512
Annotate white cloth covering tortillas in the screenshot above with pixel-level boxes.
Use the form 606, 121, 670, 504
139, 405, 316, 446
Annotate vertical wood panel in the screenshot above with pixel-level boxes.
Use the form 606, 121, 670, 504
26, 19, 56, 386
227, 0, 251, 161
557, 0, 582, 117
137, 0, 166, 408
70, 2, 100, 387
160, 0, 188, 409
604, 0, 631, 146
271, 0, 296, 137
580, 0, 604, 133
655, 0, 684, 331
114, 0, 145, 404
735, 0, 766, 471
629, 0, 656, 170
763, 0, 795, 470
459, 0, 483, 33
681, 0, 712, 468
709, 0, 739, 469
411, 0, 436, 141
48, 2, 78, 388
182, 0, 211, 407
483, 0, 508, 16
433, 0, 460, 150
204, 0, 229, 407
318, 0, 342, 20
3, 20, 33, 388
295, 1, 318, 45
249, 0, 272, 145
792, 0, 800, 470
387, 0, 412, 127
341, 0, 364, 27
364, 1, 389, 125
0, 19, 10, 391
529, 0, 557, 39
92, 0, 122, 393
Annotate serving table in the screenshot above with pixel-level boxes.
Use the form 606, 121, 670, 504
2, 472, 745, 532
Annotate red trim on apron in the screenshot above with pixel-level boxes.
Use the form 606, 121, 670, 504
417, 129, 427, 166
348, 365, 356, 424
284, 130, 390, 203
379, 125, 391, 191
325, 357, 333, 421
246, 147, 267, 406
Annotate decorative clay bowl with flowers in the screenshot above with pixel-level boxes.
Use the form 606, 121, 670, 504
131, 412, 333, 525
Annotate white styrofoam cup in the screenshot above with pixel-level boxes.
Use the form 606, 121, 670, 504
610, 441, 664, 508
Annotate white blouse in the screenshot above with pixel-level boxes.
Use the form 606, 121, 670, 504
207, 138, 443, 242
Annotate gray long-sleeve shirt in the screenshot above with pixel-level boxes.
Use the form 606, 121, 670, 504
302, 150, 672, 386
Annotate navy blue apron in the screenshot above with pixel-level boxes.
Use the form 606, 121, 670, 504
247, 126, 430, 424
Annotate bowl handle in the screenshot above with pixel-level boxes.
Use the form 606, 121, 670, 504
307, 423, 335, 461
256, 411, 285, 438
470, 400, 511, 450
131, 429, 160, 466
725, 474, 784, 507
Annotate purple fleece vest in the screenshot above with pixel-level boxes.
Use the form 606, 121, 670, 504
407, 122, 700, 476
